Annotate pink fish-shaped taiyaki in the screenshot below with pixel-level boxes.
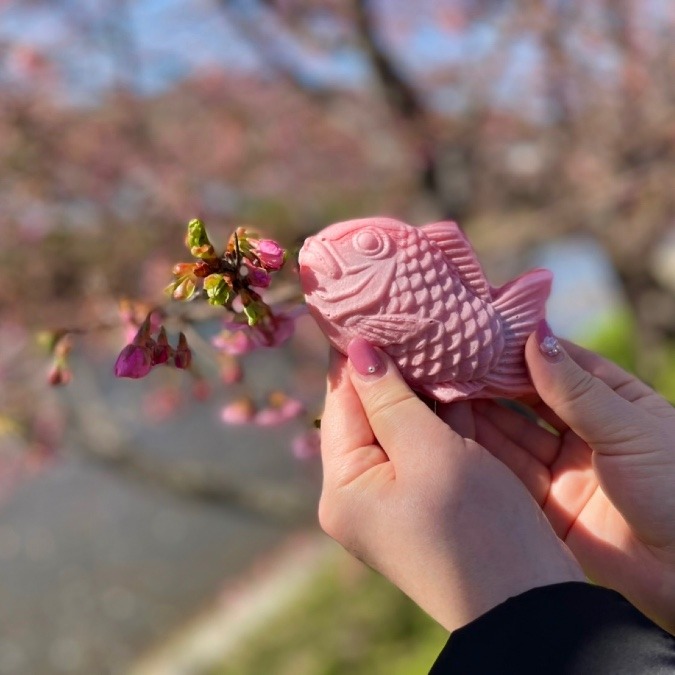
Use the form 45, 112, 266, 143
298, 217, 553, 402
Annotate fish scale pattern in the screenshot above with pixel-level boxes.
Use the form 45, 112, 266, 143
385, 228, 503, 384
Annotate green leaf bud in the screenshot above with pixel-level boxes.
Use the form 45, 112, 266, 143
172, 276, 197, 301
243, 301, 268, 327
186, 219, 216, 260
203, 274, 234, 307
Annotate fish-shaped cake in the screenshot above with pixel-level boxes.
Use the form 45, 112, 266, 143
298, 217, 552, 402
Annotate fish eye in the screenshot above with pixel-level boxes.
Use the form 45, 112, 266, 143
354, 230, 390, 258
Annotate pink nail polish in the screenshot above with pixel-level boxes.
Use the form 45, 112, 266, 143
347, 338, 384, 378
536, 319, 563, 361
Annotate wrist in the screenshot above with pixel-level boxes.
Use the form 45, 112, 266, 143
393, 535, 585, 633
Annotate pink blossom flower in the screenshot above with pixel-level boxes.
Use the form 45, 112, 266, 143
214, 308, 297, 356
114, 344, 153, 379
253, 394, 305, 427
212, 330, 255, 356
291, 429, 321, 460
220, 398, 255, 425
253, 408, 286, 427
278, 396, 304, 419
254, 239, 285, 271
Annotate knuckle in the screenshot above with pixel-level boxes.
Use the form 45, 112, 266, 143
366, 386, 418, 428
560, 370, 597, 407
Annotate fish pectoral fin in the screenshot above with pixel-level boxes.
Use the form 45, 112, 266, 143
421, 221, 491, 300
417, 379, 484, 403
346, 314, 436, 346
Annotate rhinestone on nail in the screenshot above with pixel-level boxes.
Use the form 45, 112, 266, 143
540, 335, 561, 357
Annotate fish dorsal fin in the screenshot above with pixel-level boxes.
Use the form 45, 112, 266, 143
421, 221, 491, 300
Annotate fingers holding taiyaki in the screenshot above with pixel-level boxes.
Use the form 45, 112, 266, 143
346, 337, 464, 470
321, 348, 387, 489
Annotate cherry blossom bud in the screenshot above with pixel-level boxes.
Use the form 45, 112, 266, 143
220, 397, 255, 425
244, 263, 271, 289
172, 262, 197, 277
114, 343, 153, 378
254, 239, 285, 271
47, 362, 72, 386
212, 330, 254, 356
173, 332, 192, 369
152, 326, 172, 365
193, 261, 212, 278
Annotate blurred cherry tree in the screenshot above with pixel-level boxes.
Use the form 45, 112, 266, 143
1, 0, 674, 514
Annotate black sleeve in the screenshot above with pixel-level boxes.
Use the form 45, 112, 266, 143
429, 582, 675, 674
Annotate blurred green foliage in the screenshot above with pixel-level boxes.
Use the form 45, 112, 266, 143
215, 553, 447, 675
578, 309, 637, 372
580, 309, 675, 402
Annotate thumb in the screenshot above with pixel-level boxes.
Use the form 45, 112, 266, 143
346, 338, 462, 467
525, 321, 645, 452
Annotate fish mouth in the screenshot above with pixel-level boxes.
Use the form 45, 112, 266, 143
299, 237, 343, 282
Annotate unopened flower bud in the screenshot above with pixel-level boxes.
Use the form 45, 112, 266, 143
47, 362, 72, 386
173, 332, 192, 369
254, 239, 285, 271
114, 343, 153, 379
152, 326, 172, 365
245, 264, 271, 289
193, 261, 212, 278
172, 262, 196, 277
171, 277, 197, 301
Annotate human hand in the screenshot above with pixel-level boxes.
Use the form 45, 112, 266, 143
471, 322, 675, 633
319, 338, 584, 633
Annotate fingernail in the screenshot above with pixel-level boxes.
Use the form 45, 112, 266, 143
536, 319, 564, 362
347, 337, 385, 379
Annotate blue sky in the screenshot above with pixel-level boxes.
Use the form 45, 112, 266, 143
1, 0, 671, 114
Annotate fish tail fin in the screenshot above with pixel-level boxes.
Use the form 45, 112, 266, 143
482, 268, 553, 395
